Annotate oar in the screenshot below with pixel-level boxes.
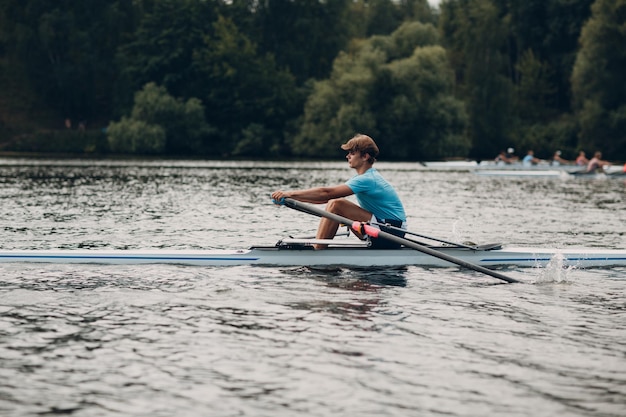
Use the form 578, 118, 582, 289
281, 198, 520, 284
370, 220, 478, 250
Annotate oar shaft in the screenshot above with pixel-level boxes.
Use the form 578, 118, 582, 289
371, 221, 477, 249
284, 198, 355, 225
282, 198, 519, 284
356, 223, 518, 283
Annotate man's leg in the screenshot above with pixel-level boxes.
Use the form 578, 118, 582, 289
314, 198, 371, 249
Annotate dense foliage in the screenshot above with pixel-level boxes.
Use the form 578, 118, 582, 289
0, 0, 624, 161
107, 82, 212, 154
293, 22, 468, 160
571, 0, 626, 158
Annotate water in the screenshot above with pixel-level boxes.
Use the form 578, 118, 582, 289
0, 158, 624, 417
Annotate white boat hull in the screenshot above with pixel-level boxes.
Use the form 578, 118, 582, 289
474, 169, 625, 178
1, 246, 625, 268
475, 170, 566, 178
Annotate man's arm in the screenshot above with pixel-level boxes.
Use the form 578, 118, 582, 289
272, 184, 353, 204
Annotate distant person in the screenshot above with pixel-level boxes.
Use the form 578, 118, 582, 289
551, 150, 570, 166
575, 151, 589, 166
495, 151, 508, 164
505, 147, 519, 163
495, 148, 517, 165
522, 150, 541, 166
586, 151, 610, 173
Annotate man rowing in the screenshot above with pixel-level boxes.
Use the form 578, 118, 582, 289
586, 151, 611, 173
271, 134, 407, 250
522, 150, 542, 166
576, 151, 589, 166
495, 148, 518, 165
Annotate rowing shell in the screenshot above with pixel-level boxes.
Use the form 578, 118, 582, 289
474, 170, 626, 178
1, 240, 625, 268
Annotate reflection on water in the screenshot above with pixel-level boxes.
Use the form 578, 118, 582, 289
0, 158, 625, 417
302, 266, 408, 288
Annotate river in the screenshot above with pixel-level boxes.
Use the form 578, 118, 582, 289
0, 158, 624, 417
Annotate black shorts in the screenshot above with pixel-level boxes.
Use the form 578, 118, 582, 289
369, 218, 406, 249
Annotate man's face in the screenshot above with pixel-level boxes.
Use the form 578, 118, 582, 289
346, 149, 367, 168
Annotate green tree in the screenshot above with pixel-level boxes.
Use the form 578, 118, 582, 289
571, 0, 626, 158
248, 0, 354, 83
501, 0, 594, 113
107, 118, 167, 154
439, 0, 596, 159
293, 21, 468, 160
115, 0, 217, 111
514, 49, 555, 123
440, 0, 514, 157
364, 0, 406, 35
0, 0, 137, 123
348, 0, 435, 39
190, 15, 300, 156
117, 4, 301, 157
108, 82, 212, 154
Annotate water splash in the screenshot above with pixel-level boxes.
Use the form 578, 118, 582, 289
535, 252, 576, 284
451, 218, 468, 243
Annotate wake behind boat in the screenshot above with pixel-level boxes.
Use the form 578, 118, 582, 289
1, 238, 625, 268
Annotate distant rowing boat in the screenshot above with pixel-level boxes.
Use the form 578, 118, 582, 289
474, 169, 626, 178
422, 160, 624, 175
474, 170, 566, 178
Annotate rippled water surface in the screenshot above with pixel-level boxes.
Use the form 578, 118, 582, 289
0, 158, 624, 417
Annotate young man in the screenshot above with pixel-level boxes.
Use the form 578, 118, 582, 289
551, 150, 570, 166
586, 151, 610, 173
271, 134, 406, 249
575, 151, 589, 166
522, 150, 541, 166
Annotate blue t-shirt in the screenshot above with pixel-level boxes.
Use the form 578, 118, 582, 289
522, 154, 534, 165
345, 168, 406, 222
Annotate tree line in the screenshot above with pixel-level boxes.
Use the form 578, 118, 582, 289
0, 0, 624, 161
